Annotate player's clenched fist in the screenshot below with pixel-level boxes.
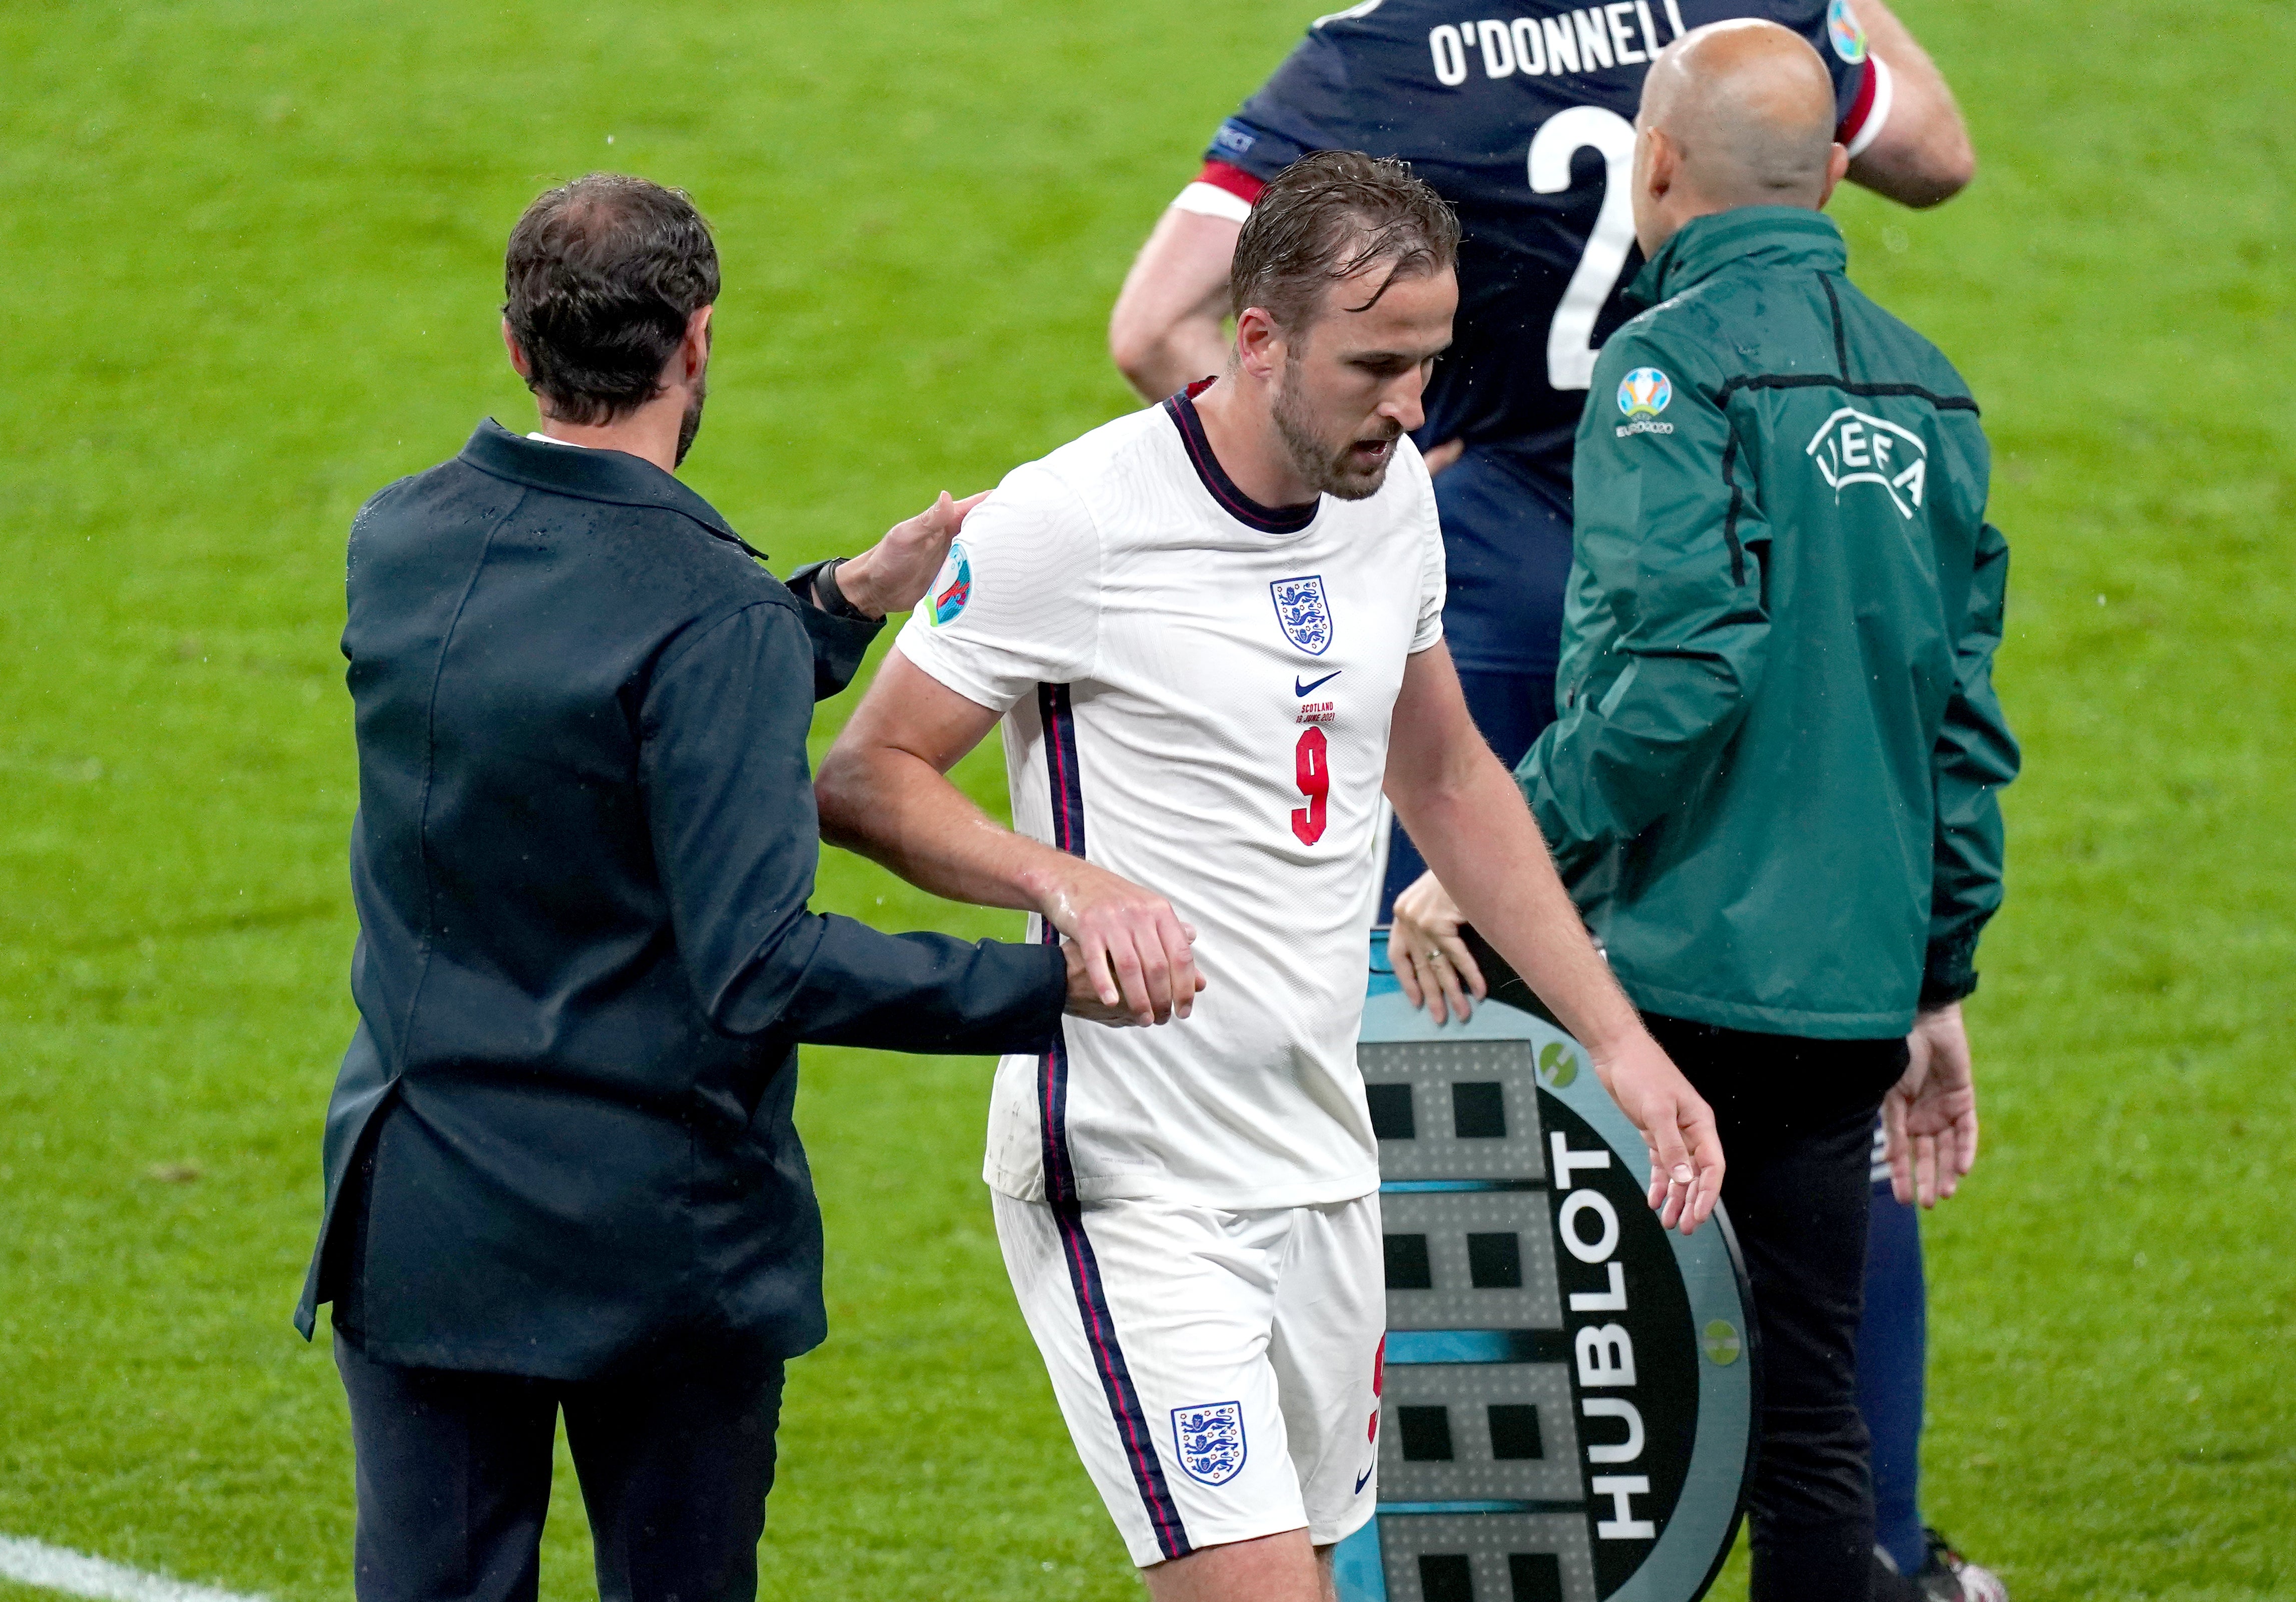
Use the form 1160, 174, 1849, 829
1037, 858, 1205, 1027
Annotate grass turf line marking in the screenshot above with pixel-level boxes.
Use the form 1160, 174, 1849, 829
0, 1537, 271, 1602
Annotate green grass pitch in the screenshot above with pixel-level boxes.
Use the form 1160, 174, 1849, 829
1, 1, 2289, 1598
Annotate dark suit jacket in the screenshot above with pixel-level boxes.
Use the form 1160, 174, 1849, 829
294, 420, 1064, 1378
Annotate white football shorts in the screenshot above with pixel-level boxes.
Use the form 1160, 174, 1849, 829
992, 1189, 1386, 1567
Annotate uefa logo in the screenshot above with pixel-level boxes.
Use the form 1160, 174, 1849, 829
1617, 368, 1671, 418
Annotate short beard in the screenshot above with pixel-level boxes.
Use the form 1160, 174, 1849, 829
1270, 352, 1399, 502
674, 370, 707, 468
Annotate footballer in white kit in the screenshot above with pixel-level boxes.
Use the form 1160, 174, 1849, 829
819, 153, 1721, 1597
899, 378, 1439, 1562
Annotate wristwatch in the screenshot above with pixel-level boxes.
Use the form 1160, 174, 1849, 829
809, 558, 873, 622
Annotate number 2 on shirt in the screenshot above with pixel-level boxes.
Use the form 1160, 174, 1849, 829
1291, 726, 1329, 846
1529, 105, 1638, 391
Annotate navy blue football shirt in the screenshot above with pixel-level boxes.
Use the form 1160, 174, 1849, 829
1197, 0, 1888, 676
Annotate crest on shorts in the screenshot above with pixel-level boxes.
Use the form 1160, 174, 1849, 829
1172, 1402, 1248, 1485
1270, 575, 1334, 656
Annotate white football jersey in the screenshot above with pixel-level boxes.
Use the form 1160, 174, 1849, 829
895, 387, 1445, 1210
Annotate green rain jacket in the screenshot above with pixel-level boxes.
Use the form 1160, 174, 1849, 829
1518, 208, 2019, 1039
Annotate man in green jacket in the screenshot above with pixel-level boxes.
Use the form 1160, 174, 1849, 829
1393, 20, 2018, 1602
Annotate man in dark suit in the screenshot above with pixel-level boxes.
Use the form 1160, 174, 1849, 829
294, 173, 1197, 1602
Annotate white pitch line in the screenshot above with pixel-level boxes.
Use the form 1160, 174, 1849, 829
0, 1536, 272, 1602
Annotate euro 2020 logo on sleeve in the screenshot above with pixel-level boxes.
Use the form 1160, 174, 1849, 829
1173, 1401, 1248, 1485
1827, 0, 1870, 62
1616, 369, 1675, 438
924, 539, 971, 628
1618, 368, 1671, 417
1270, 575, 1335, 656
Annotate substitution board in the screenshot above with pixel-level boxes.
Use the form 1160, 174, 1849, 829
1331, 934, 1756, 1602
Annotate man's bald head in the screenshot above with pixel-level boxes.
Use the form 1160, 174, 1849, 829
1630, 19, 1849, 253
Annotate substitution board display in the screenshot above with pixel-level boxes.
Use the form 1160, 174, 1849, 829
1331, 936, 1756, 1602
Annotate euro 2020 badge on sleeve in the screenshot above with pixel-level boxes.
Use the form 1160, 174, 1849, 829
924, 539, 971, 627
1616, 368, 1676, 439
1826, 0, 1870, 62
1618, 368, 1671, 417
1173, 1402, 1248, 1486
1270, 575, 1334, 656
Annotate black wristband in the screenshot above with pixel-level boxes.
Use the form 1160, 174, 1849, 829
1918, 970, 1978, 1011
811, 557, 872, 622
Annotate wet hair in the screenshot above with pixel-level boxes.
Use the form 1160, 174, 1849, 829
1228, 151, 1459, 335
501, 174, 720, 425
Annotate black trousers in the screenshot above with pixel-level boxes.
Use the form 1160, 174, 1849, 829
1642, 1015, 1909, 1602
335, 1331, 785, 1602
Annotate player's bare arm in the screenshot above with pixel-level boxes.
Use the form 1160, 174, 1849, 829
1382, 641, 1724, 1236
1844, 0, 1975, 207
1110, 206, 1241, 404
815, 651, 1204, 1027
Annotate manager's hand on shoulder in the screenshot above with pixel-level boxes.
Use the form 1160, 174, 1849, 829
1036, 858, 1203, 1028
831, 489, 990, 619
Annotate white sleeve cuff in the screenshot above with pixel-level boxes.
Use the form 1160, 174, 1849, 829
887, 629, 1014, 718
1172, 181, 1254, 224
1846, 55, 1894, 159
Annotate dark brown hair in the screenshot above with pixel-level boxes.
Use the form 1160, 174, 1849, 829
502, 174, 720, 425
1229, 151, 1459, 335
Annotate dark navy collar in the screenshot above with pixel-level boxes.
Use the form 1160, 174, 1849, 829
456, 419, 767, 561
1163, 381, 1320, 535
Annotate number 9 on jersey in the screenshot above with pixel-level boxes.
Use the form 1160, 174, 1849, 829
1292, 726, 1330, 846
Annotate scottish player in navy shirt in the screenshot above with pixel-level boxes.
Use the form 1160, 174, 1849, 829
1112, 0, 1970, 915
1108, 5, 2005, 1600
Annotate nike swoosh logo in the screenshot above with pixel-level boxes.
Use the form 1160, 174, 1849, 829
1296, 671, 1342, 697
1354, 1463, 1375, 1495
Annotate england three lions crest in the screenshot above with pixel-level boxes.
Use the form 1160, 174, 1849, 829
1270, 575, 1334, 656
1172, 1402, 1247, 1485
